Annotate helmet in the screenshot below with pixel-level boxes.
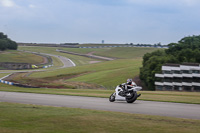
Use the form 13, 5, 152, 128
127, 79, 133, 83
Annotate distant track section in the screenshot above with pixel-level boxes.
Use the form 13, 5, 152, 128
79, 45, 168, 49
19, 50, 76, 68
56, 49, 114, 61
0, 51, 76, 87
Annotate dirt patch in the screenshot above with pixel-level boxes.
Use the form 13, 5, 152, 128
86, 51, 96, 56
62, 81, 105, 89
89, 61, 102, 64
4, 72, 27, 81
57, 49, 115, 61
15, 78, 104, 89
40, 56, 48, 64
44, 71, 91, 81
6, 71, 105, 89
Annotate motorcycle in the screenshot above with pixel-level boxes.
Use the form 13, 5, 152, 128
109, 84, 142, 103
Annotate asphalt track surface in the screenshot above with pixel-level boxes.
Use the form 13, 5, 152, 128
1, 91, 200, 120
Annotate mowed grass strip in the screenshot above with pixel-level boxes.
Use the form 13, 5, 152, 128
1, 84, 200, 104
0, 73, 11, 79
0, 102, 200, 133
93, 47, 159, 59
0, 83, 112, 97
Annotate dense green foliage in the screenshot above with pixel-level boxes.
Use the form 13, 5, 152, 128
140, 35, 200, 90
0, 32, 17, 51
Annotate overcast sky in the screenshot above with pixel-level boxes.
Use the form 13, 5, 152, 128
0, 0, 200, 44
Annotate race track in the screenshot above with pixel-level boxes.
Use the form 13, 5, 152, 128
1, 91, 200, 120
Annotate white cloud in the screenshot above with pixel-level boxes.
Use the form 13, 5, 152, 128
0, 0, 16, 7
126, 0, 200, 6
183, 0, 199, 6
29, 4, 36, 8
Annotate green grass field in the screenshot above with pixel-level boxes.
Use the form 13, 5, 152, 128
57, 47, 158, 59
11, 59, 141, 89
17, 46, 158, 89
0, 102, 200, 133
0, 50, 44, 64
0, 73, 11, 79
60, 47, 106, 54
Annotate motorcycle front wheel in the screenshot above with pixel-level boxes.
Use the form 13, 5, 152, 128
109, 93, 115, 102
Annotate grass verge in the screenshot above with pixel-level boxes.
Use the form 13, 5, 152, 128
0, 102, 200, 133
0, 73, 11, 79
55, 47, 159, 59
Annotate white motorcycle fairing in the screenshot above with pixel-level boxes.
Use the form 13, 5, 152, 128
110, 86, 142, 102
114, 85, 142, 101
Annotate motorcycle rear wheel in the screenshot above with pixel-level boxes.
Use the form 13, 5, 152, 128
126, 91, 137, 103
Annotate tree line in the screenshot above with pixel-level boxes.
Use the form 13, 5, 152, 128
0, 32, 18, 51
140, 35, 200, 90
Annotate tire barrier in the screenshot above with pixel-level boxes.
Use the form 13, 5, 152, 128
43, 64, 53, 68
0, 80, 14, 85
0, 80, 39, 88
13, 83, 40, 88
0, 74, 14, 85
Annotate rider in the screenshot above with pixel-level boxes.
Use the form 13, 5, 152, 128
126, 78, 137, 89
120, 78, 141, 97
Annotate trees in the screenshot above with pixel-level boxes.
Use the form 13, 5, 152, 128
140, 50, 178, 90
0, 39, 8, 51
140, 35, 200, 90
0, 32, 7, 39
0, 32, 17, 51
